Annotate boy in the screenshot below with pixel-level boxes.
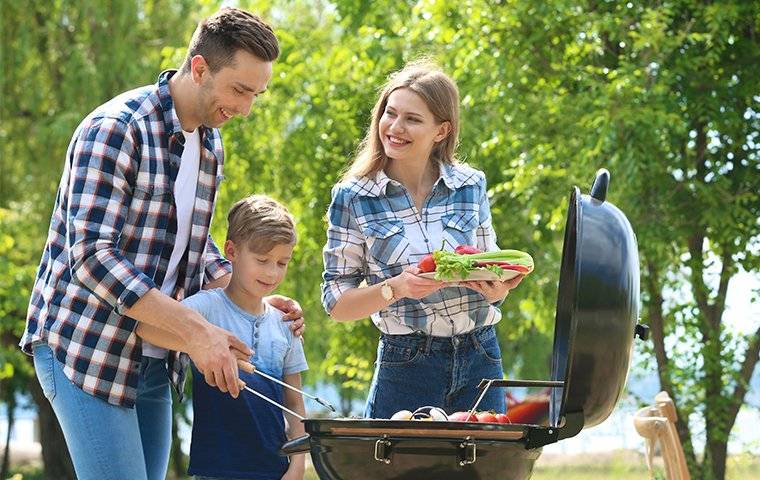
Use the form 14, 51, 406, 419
138, 195, 308, 480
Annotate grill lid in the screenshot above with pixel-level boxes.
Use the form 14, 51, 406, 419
549, 169, 641, 430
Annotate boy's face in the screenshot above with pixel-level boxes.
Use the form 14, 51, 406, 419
225, 240, 293, 298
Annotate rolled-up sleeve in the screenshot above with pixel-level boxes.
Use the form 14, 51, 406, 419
321, 184, 367, 314
204, 234, 232, 283
66, 117, 156, 314
475, 173, 499, 252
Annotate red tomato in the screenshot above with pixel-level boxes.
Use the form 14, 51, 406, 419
475, 411, 499, 423
455, 245, 481, 255
449, 411, 478, 422
417, 254, 436, 273
494, 413, 511, 424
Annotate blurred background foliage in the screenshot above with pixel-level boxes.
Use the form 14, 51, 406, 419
1, 1, 758, 479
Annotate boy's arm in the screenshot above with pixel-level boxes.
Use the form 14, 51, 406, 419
282, 373, 307, 479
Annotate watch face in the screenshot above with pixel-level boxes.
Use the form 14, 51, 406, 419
381, 283, 393, 300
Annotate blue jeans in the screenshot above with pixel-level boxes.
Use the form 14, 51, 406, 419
33, 343, 172, 480
364, 325, 506, 418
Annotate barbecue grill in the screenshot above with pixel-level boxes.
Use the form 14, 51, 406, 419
280, 169, 647, 480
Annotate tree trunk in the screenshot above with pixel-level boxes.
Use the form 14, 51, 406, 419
169, 408, 187, 480
27, 377, 75, 480
1, 392, 15, 479
706, 437, 728, 480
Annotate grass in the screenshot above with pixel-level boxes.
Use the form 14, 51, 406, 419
8, 451, 760, 479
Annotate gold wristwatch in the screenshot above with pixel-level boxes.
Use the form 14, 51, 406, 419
380, 280, 395, 301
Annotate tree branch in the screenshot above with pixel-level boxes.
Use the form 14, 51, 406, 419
728, 325, 760, 425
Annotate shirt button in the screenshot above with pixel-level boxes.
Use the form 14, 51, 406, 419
424, 238, 429, 243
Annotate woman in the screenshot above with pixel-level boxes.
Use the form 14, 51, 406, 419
321, 60, 524, 419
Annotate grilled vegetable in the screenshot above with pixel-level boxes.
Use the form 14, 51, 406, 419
449, 411, 479, 422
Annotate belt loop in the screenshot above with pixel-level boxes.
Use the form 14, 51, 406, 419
424, 333, 433, 354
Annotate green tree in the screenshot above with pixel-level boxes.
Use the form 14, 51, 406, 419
1, 1, 198, 477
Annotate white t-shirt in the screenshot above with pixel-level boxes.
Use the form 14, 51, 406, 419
143, 129, 201, 359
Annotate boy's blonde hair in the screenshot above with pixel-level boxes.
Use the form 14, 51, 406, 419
226, 195, 296, 253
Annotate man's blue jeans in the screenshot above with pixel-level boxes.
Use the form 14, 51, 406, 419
364, 325, 507, 418
33, 343, 172, 480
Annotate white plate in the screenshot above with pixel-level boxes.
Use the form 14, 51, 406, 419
418, 269, 522, 282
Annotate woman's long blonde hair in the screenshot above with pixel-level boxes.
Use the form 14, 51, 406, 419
342, 60, 460, 181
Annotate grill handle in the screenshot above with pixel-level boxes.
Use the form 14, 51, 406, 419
475, 379, 565, 390
590, 168, 610, 202
280, 434, 311, 456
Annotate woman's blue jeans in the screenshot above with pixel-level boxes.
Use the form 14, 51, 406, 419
33, 343, 172, 480
364, 325, 507, 418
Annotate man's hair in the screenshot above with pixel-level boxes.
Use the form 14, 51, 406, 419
226, 195, 296, 253
181, 7, 279, 73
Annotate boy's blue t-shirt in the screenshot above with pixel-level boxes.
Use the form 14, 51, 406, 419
182, 288, 308, 480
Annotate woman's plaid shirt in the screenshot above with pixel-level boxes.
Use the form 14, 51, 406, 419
20, 70, 232, 407
322, 162, 503, 337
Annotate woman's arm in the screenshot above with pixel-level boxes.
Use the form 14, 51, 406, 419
322, 185, 445, 322
329, 267, 444, 321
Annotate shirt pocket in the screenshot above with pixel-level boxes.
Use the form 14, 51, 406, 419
122, 182, 173, 260
441, 211, 479, 249
361, 218, 408, 267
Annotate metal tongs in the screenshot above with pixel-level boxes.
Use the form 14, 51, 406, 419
236, 359, 336, 420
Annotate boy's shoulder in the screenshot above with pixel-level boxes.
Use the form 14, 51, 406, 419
261, 304, 297, 340
182, 288, 224, 305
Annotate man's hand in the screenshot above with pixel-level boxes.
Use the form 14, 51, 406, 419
265, 294, 305, 337
187, 321, 252, 398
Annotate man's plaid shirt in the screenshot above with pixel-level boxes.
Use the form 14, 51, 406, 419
20, 70, 232, 407
321, 162, 503, 337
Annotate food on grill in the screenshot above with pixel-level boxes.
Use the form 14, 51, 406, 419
390, 409, 413, 420
448, 411, 478, 422
410, 406, 448, 421
495, 413, 511, 424
417, 247, 534, 281
475, 411, 498, 423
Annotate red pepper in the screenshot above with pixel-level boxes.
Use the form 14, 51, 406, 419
474, 261, 531, 273
499, 264, 531, 273
454, 245, 482, 255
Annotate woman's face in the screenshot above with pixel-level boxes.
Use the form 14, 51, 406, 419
378, 88, 449, 163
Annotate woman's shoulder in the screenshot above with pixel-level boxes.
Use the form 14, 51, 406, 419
443, 162, 487, 187
332, 174, 383, 197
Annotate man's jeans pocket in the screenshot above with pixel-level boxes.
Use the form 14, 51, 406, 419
33, 343, 57, 401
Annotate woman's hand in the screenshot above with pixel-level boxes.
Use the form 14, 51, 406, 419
459, 274, 525, 303
390, 266, 445, 300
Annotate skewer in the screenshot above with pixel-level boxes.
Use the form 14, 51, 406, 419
467, 379, 494, 419
238, 359, 336, 412
237, 380, 306, 420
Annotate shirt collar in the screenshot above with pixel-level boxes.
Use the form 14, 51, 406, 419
156, 69, 214, 140
358, 162, 478, 197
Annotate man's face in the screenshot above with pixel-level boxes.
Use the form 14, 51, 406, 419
193, 50, 273, 128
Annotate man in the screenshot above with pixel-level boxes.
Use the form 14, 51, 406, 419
20, 8, 303, 480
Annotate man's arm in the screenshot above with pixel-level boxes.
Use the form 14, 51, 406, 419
282, 373, 306, 479
126, 289, 251, 397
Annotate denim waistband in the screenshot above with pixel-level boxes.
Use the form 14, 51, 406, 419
380, 325, 496, 353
